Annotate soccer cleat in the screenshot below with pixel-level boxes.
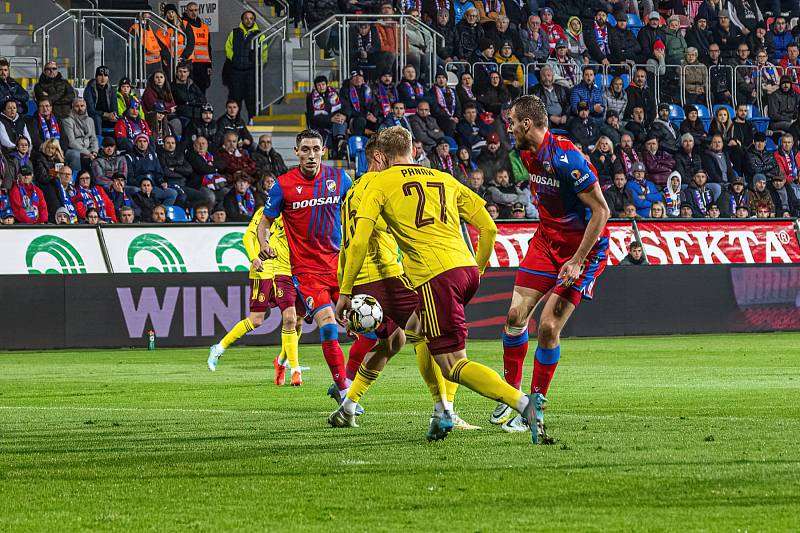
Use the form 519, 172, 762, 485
452, 413, 481, 430
273, 356, 286, 385
520, 393, 554, 444
328, 406, 359, 428
354, 403, 365, 416
290, 370, 302, 386
501, 414, 529, 433
327, 383, 343, 405
207, 344, 224, 372
490, 402, 513, 425
426, 410, 454, 442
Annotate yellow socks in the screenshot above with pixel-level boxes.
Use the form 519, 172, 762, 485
449, 359, 524, 409
220, 318, 255, 349
281, 327, 300, 371
414, 339, 444, 403
343, 364, 381, 414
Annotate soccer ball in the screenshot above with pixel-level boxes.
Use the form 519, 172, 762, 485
348, 294, 383, 334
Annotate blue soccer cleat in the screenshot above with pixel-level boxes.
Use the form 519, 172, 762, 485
426, 410, 454, 442
521, 393, 554, 445
207, 344, 224, 372
328, 383, 365, 415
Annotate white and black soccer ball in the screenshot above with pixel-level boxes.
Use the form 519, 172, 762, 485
348, 294, 383, 335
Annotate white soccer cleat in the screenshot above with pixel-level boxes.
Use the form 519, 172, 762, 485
208, 344, 224, 372
501, 414, 529, 433
452, 413, 481, 430
490, 402, 513, 425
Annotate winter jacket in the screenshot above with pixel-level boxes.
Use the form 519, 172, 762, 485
215, 114, 254, 147
626, 178, 663, 217
643, 149, 675, 188
532, 83, 571, 119
132, 190, 160, 222
650, 119, 680, 154
26, 113, 66, 152
477, 83, 511, 116
0, 112, 30, 153
494, 53, 524, 89
304, 0, 339, 26
486, 181, 524, 217
624, 84, 656, 121
570, 82, 605, 117
748, 186, 774, 215
172, 79, 207, 121
583, 22, 613, 63
766, 29, 793, 62
679, 118, 709, 146
696, 1, 722, 28
609, 25, 641, 64
455, 19, 484, 60
768, 182, 800, 217
603, 183, 631, 217
114, 116, 152, 154
476, 146, 512, 181
116, 92, 144, 119
10, 180, 48, 223
774, 149, 800, 184
702, 149, 736, 184
686, 23, 713, 61
487, 26, 523, 58
683, 61, 707, 97
711, 24, 742, 61
141, 86, 177, 114
91, 151, 128, 189
71, 184, 118, 222
126, 147, 165, 186
520, 26, 550, 63
456, 118, 492, 155
216, 148, 257, 184
745, 146, 780, 181
675, 147, 704, 182
32, 152, 62, 189
683, 181, 715, 217
603, 87, 628, 119
718, 185, 751, 217
707, 60, 733, 98
589, 150, 615, 187
62, 110, 99, 155
664, 28, 688, 66
0, 76, 30, 113
251, 148, 287, 177
43, 178, 78, 222
409, 114, 444, 154
637, 25, 666, 62
767, 89, 800, 124
567, 116, 600, 149
33, 73, 75, 118
84, 79, 116, 123
183, 119, 218, 149
432, 22, 457, 60
157, 147, 193, 186
186, 149, 223, 188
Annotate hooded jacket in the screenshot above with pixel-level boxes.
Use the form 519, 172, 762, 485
663, 170, 683, 217
33, 72, 75, 118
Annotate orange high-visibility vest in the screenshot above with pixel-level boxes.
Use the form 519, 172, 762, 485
187, 22, 211, 63
156, 25, 186, 58
130, 22, 162, 64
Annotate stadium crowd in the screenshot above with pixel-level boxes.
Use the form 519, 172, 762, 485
1, 0, 800, 224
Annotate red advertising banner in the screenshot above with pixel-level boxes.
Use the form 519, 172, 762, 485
467, 220, 800, 266
636, 220, 800, 264
465, 221, 636, 267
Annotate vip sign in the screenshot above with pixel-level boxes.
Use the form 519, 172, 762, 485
177, 0, 219, 32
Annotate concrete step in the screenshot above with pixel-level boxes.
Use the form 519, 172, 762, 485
0, 12, 23, 24
0, 31, 33, 47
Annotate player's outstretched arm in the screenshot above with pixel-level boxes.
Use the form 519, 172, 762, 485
462, 207, 497, 275
559, 184, 610, 287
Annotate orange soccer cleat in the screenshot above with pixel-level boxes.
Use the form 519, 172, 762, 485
273, 356, 286, 385
290, 370, 303, 386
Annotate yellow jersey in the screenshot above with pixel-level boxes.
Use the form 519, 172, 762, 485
244, 208, 292, 279
339, 172, 404, 288
355, 165, 486, 288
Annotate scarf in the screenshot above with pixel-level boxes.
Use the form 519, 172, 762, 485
691, 186, 712, 216
482, 0, 500, 14
111, 189, 132, 208
311, 87, 341, 115
461, 84, 475, 100
727, 190, 746, 213
0, 188, 11, 218
403, 0, 422, 12
620, 149, 640, 175
38, 114, 60, 141
57, 180, 78, 222
458, 159, 476, 177
17, 181, 39, 220
782, 150, 798, 181
437, 153, 454, 174
434, 86, 456, 116
377, 83, 395, 116
236, 188, 255, 216
401, 80, 424, 102
78, 184, 110, 221
200, 152, 227, 189
11, 151, 29, 169
593, 22, 609, 54
349, 85, 372, 113
435, 0, 451, 12
357, 31, 373, 54
384, 115, 407, 128
122, 116, 145, 140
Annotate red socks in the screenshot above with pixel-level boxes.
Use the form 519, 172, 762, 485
346, 335, 377, 381
322, 340, 348, 390
532, 345, 560, 396
501, 331, 529, 389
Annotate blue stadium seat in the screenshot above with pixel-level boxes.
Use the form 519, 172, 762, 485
627, 13, 643, 36
694, 104, 712, 129
347, 135, 368, 177
166, 206, 189, 222
527, 71, 538, 87
668, 104, 685, 128
620, 73, 630, 89
607, 14, 616, 26
26, 100, 37, 117
747, 105, 770, 133
765, 137, 777, 152
444, 135, 458, 153
597, 74, 612, 89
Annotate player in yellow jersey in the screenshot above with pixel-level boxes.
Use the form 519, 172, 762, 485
336, 126, 539, 443
329, 138, 480, 432
208, 209, 306, 385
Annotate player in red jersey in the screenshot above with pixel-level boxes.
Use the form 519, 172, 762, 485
493, 95, 611, 443
258, 129, 353, 402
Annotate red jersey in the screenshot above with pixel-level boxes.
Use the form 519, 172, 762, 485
520, 130, 609, 250
264, 164, 352, 276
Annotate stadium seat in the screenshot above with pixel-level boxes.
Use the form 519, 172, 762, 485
765, 137, 777, 152
607, 13, 616, 26
627, 13, 643, 36
620, 73, 630, 89
347, 135, 369, 177
668, 104, 685, 128
447, 71, 458, 86
747, 105, 770, 133
444, 135, 458, 153
527, 71, 538, 87
597, 74, 612, 89
166, 206, 189, 222
26, 100, 37, 117
694, 104, 712, 129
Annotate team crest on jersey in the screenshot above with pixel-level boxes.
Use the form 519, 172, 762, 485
542, 160, 552, 173
306, 296, 315, 309
277, 287, 284, 298
326, 179, 337, 192
296, 186, 303, 194
258, 292, 266, 302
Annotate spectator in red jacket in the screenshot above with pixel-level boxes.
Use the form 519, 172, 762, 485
10, 166, 48, 223
774, 133, 800, 183
114, 100, 152, 154
71, 169, 118, 223
216, 131, 256, 185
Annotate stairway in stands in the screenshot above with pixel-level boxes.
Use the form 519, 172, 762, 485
0, 0, 65, 89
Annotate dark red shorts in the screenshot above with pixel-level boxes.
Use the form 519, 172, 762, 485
294, 271, 340, 317
354, 275, 419, 339
517, 233, 609, 306
273, 275, 305, 314
249, 278, 274, 314
417, 266, 480, 355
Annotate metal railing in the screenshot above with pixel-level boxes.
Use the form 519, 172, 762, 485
253, 12, 289, 113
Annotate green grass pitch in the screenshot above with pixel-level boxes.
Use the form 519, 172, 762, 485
2, 333, 800, 531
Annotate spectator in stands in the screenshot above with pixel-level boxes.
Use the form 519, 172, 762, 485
222, 10, 261, 118
731, 43, 757, 106
682, 48, 707, 105
614, 132, 641, 177
642, 136, 675, 188
210, 206, 226, 223
748, 173, 774, 214
663, 170, 683, 216
108, 173, 134, 220
778, 43, 800, 95
619, 241, 648, 265
625, 105, 649, 147
53, 206, 73, 225
142, 71, 180, 135
768, 173, 800, 217
471, 39, 499, 95
728, 0, 763, 35
706, 44, 734, 105
430, 138, 455, 173
570, 67, 604, 119
712, 10, 743, 61
494, 42, 524, 98
686, 16, 713, 62
450, 0, 472, 26
118, 204, 135, 223
697, 0, 722, 30
115, 101, 151, 154
8, 136, 30, 178
767, 76, 799, 134
487, 168, 524, 217
600, 110, 623, 146
774, 133, 800, 184
147, 102, 176, 148
457, 102, 490, 155
766, 16, 791, 62
680, 105, 709, 146
674, 133, 703, 181
182, 2, 213, 93
34, 62, 75, 120
732, 103, 756, 157
72, 170, 116, 223
254, 172, 274, 208
622, 202, 638, 218
745, 132, 779, 182
183, 103, 218, 150
192, 204, 209, 223
409, 101, 444, 154
589, 136, 615, 187
0, 59, 30, 115
455, 7, 484, 60
755, 202, 772, 218
411, 139, 432, 167
10, 166, 47, 224
62, 98, 99, 173
373, 70, 399, 123
252, 135, 287, 178
132, 177, 160, 222
84, 66, 117, 135
650, 103, 680, 154
487, 15, 522, 58
187, 135, 227, 199
718, 175, 750, 217
735, 204, 750, 218
531, 66, 569, 129
350, 23, 382, 79
753, 48, 781, 100
454, 145, 477, 183
478, 71, 512, 115
427, 71, 459, 137
378, 101, 412, 132
172, 61, 207, 123
547, 38, 580, 89
397, 65, 426, 111
637, 11, 665, 63
475, 0, 505, 29
603, 171, 629, 217
222, 171, 256, 222
703, 134, 736, 189
476, 132, 510, 179
431, 10, 457, 67
625, 68, 655, 121
678, 202, 694, 218
27, 99, 66, 165
650, 201, 667, 218
709, 106, 738, 153
746, 22, 767, 56
684, 168, 714, 217
91, 137, 127, 191
341, 70, 379, 137
706, 202, 721, 218
0, 100, 30, 155
126, 134, 177, 206
216, 100, 253, 149
217, 131, 257, 185
664, 15, 688, 66
608, 7, 641, 65
306, 75, 346, 153
150, 204, 169, 224
521, 15, 550, 64
568, 101, 600, 150
584, 8, 613, 66
602, 76, 627, 120
626, 161, 662, 217
159, 134, 213, 208
42, 165, 75, 223
486, 202, 499, 219
114, 78, 142, 121
564, 17, 588, 64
